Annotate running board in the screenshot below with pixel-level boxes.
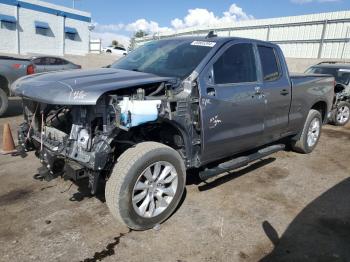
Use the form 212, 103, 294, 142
199, 144, 285, 181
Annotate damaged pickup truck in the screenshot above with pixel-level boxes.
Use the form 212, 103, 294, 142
12, 36, 334, 230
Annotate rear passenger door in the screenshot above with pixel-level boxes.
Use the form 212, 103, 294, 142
199, 41, 265, 163
257, 45, 291, 142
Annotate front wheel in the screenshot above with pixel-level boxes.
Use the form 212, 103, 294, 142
291, 109, 322, 154
332, 101, 350, 126
105, 142, 186, 230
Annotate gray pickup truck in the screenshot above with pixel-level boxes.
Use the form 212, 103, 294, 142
0, 56, 36, 116
12, 36, 334, 230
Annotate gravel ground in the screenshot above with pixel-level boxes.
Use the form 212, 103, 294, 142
0, 98, 349, 262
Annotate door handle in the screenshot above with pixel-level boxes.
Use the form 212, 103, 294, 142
207, 87, 216, 96
280, 89, 289, 96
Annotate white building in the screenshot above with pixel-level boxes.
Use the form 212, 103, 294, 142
0, 0, 91, 56
135, 11, 350, 59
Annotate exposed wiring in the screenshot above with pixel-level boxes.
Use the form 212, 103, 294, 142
25, 104, 38, 142
40, 113, 44, 151
148, 82, 165, 96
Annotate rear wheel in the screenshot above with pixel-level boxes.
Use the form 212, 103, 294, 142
332, 101, 350, 126
291, 109, 322, 154
0, 88, 8, 117
105, 142, 186, 230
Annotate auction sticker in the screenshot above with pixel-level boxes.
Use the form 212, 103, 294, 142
191, 41, 216, 47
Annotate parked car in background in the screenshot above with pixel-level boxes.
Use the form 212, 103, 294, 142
0, 56, 81, 117
306, 62, 350, 126
0, 56, 36, 116
102, 46, 128, 56
13, 36, 334, 230
31, 56, 81, 73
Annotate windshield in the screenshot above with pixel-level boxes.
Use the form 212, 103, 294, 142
306, 67, 350, 85
111, 39, 214, 79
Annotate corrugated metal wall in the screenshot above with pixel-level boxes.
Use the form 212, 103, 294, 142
135, 11, 350, 59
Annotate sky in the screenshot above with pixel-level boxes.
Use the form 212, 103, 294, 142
44, 0, 350, 47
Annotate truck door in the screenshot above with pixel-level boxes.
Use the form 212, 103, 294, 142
199, 42, 265, 164
257, 45, 291, 142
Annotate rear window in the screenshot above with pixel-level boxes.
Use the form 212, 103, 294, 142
258, 46, 281, 81
306, 67, 350, 85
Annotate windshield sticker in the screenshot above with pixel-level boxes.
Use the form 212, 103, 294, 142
191, 41, 216, 47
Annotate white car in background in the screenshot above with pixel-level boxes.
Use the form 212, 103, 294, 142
102, 46, 128, 56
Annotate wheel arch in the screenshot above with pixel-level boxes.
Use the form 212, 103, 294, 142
0, 75, 9, 95
311, 100, 328, 123
113, 120, 192, 168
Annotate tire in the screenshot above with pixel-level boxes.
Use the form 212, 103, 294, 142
331, 101, 350, 126
291, 109, 322, 154
0, 88, 9, 117
106, 50, 112, 53
105, 142, 186, 230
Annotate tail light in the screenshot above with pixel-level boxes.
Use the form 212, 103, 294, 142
77, 65, 82, 69
26, 64, 35, 75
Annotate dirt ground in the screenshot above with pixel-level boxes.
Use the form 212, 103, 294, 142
0, 98, 349, 262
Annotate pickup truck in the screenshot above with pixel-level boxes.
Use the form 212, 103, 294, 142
0, 56, 36, 116
12, 35, 334, 230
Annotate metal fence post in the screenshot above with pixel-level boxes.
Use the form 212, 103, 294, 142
317, 20, 328, 59
266, 25, 271, 41
62, 16, 66, 55
341, 26, 350, 59
16, 4, 20, 54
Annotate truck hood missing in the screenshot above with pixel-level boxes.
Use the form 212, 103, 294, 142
11, 68, 175, 105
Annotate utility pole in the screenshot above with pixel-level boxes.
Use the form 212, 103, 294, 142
72, 0, 81, 8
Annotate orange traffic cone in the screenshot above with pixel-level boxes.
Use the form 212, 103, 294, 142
1, 123, 17, 155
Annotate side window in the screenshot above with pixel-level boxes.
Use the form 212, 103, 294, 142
45, 57, 57, 65
32, 58, 43, 65
55, 59, 65, 65
213, 43, 257, 84
258, 46, 281, 81
60, 59, 69, 65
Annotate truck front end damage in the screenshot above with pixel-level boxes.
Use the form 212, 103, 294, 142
16, 76, 197, 194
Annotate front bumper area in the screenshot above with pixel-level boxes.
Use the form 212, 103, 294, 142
18, 122, 111, 172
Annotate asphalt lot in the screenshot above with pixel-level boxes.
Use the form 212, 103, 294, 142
0, 97, 349, 262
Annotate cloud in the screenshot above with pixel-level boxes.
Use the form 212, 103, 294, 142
91, 22, 130, 47
171, 4, 253, 30
291, 0, 340, 3
91, 31, 130, 48
92, 3, 254, 47
125, 19, 173, 34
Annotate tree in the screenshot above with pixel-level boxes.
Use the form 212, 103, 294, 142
134, 30, 148, 38
111, 40, 118, 46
